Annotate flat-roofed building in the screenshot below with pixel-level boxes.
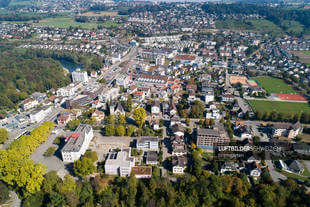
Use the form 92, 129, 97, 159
136, 136, 159, 151
196, 126, 229, 149
72, 69, 88, 83
131, 166, 152, 179
104, 148, 135, 177
61, 124, 93, 162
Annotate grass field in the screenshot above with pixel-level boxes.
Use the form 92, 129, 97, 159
255, 77, 296, 94
281, 20, 304, 35
26, 17, 120, 29
248, 100, 310, 113
216, 20, 283, 34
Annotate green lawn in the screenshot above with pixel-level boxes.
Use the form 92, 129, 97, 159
33, 17, 100, 29
303, 51, 310, 56
276, 169, 310, 182
281, 20, 304, 35
248, 100, 310, 114
255, 77, 296, 94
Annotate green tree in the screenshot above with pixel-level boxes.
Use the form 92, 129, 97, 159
127, 96, 133, 112
84, 150, 98, 162
42, 171, 62, 194
190, 101, 204, 118
73, 157, 96, 177
67, 120, 81, 131
118, 114, 126, 124
133, 107, 146, 128
127, 125, 136, 136
0, 128, 8, 144
105, 124, 115, 136
116, 125, 125, 136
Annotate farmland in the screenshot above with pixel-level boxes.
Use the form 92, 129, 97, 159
255, 76, 296, 94
248, 100, 310, 114
291, 51, 310, 64
80, 11, 122, 17
20, 17, 120, 29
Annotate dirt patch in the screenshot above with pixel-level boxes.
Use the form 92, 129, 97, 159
291, 51, 310, 64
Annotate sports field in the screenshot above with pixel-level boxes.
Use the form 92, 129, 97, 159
248, 100, 310, 113
255, 77, 296, 94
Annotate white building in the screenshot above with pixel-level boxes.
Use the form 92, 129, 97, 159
204, 92, 214, 104
72, 69, 88, 83
61, 124, 93, 162
136, 137, 159, 151
104, 148, 135, 177
56, 85, 76, 97
28, 106, 52, 123
151, 101, 160, 115
20, 98, 39, 111
116, 75, 130, 88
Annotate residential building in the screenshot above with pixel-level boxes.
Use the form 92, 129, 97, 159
61, 124, 94, 162
146, 151, 158, 165
72, 69, 88, 82
20, 98, 39, 111
172, 156, 187, 174
104, 148, 135, 177
272, 122, 303, 138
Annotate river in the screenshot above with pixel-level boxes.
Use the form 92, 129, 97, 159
60, 60, 82, 73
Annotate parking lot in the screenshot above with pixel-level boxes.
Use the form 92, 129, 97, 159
88, 132, 135, 161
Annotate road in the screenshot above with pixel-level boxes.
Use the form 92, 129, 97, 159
265, 152, 287, 182
2, 107, 62, 149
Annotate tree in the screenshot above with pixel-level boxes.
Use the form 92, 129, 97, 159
42, 171, 62, 194
127, 125, 136, 136
133, 107, 146, 128
118, 114, 126, 124
127, 96, 132, 112
67, 120, 81, 131
106, 114, 115, 125
190, 101, 204, 118
185, 118, 190, 126
73, 157, 96, 177
0, 128, 8, 144
84, 150, 98, 162
44, 146, 56, 157
105, 124, 115, 136
116, 125, 125, 136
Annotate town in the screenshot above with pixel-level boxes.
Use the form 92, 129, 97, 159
0, 1, 310, 207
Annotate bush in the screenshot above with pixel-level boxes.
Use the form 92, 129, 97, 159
44, 146, 56, 157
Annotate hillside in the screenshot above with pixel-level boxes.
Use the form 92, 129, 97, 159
0, 44, 71, 110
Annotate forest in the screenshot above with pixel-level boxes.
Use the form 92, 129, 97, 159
0, 43, 71, 110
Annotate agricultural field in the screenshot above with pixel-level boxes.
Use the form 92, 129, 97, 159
26, 17, 120, 29
80, 11, 122, 16
8, 0, 41, 7
291, 51, 310, 64
248, 100, 310, 114
255, 76, 296, 94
